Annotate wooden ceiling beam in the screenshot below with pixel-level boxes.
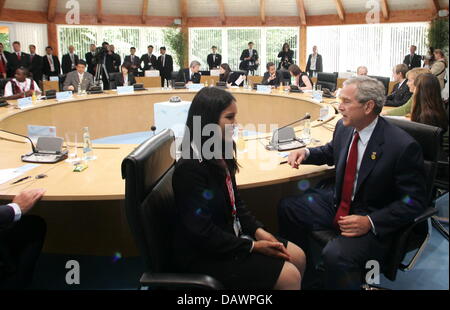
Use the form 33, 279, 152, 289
334, 0, 345, 21
180, 0, 188, 25
0, 0, 7, 16
142, 0, 148, 24
217, 0, 226, 25
380, 0, 389, 20
260, 0, 266, 25
429, 0, 440, 14
296, 0, 307, 25
97, 0, 103, 24
47, 0, 58, 22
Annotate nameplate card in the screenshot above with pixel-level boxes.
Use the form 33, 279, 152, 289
256, 85, 272, 94
56, 91, 73, 101
49, 76, 59, 82
186, 84, 204, 91
145, 70, 160, 77
117, 86, 134, 95
210, 69, 220, 76
17, 97, 33, 109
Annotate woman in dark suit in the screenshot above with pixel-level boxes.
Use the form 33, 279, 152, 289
116, 62, 136, 87
277, 43, 294, 70
288, 64, 313, 90
219, 63, 231, 83
219, 63, 246, 87
172, 87, 306, 289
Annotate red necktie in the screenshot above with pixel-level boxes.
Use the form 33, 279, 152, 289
334, 131, 360, 228
17, 53, 21, 61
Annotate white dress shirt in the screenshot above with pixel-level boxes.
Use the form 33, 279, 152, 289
7, 203, 22, 222
310, 54, 317, 71
4, 78, 41, 97
47, 54, 55, 72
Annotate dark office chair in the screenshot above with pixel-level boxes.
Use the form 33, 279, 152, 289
108, 72, 121, 89
369, 75, 390, 95
0, 78, 10, 97
200, 70, 210, 76
317, 72, 338, 92
306, 118, 442, 288
281, 70, 291, 84
170, 71, 179, 81
121, 129, 223, 289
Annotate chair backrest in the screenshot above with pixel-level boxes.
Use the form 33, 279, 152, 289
280, 70, 291, 84
171, 71, 179, 81
229, 71, 246, 86
108, 72, 121, 89
317, 72, 338, 92
121, 129, 176, 272
0, 78, 11, 97
369, 75, 390, 95
383, 118, 442, 280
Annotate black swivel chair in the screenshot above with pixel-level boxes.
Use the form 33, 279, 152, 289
108, 72, 121, 89
317, 72, 338, 92
306, 118, 442, 288
170, 71, 179, 81
0, 78, 10, 97
369, 75, 391, 96
121, 129, 223, 289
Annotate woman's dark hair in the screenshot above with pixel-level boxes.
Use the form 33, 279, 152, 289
288, 64, 302, 76
282, 43, 290, 52
219, 63, 231, 83
181, 87, 238, 175
411, 73, 448, 132
121, 62, 132, 72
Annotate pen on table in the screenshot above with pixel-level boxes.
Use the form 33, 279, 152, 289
11, 176, 31, 184
279, 160, 288, 165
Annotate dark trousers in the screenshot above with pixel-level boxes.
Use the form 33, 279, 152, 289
160, 75, 171, 87
0, 215, 46, 289
277, 188, 391, 290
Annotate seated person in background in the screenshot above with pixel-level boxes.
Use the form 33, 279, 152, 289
0, 189, 46, 289
3, 67, 41, 100
356, 66, 368, 76
172, 87, 306, 289
278, 76, 426, 289
219, 63, 232, 83
115, 62, 136, 88
431, 49, 448, 90
176, 60, 201, 84
410, 73, 448, 132
385, 64, 412, 107
288, 64, 312, 91
63, 60, 94, 93
382, 68, 431, 117
261, 62, 282, 87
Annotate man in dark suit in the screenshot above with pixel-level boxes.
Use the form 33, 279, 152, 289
0, 43, 10, 79
385, 64, 413, 107
0, 189, 46, 289
106, 44, 121, 73
239, 42, 259, 75
61, 45, 79, 75
261, 62, 282, 86
140, 45, 158, 72
207, 46, 222, 70
42, 46, 61, 80
124, 47, 141, 76
157, 46, 173, 87
278, 76, 426, 289
28, 45, 43, 86
85, 44, 97, 76
305, 45, 323, 78
403, 45, 422, 70
176, 60, 201, 84
6, 41, 31, 78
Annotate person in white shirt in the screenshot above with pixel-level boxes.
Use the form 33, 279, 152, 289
4, 67, 41, 100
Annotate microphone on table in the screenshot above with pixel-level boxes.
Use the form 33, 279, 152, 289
151, 126, 157, 136
266, 113, 311, 152
0, 129, 37, 153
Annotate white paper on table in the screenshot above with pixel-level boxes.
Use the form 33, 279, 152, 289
235, 75, 245, 86
0, 164, 40, 185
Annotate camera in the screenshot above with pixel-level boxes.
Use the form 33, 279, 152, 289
93, 46, 108, 65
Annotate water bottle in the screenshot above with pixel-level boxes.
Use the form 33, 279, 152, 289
82, 127, 96, 161
302, 119, 311, 145
77, 81, 82, 96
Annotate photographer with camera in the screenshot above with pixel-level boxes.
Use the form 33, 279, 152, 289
92, 42, 111, 90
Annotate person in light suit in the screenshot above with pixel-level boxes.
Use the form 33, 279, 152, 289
278, 76, 427, 289
63, 60, 94, 92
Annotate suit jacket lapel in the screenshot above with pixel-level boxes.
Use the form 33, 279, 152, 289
354, 119, 385, 195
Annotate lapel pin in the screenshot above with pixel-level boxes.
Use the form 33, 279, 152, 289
371, 152, 377, 160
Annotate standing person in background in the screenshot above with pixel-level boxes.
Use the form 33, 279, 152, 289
85, 44, 97, 76
61, 45, 79, 75
105, 44, 121, 74
403, 45, 422, 70
207, 46, 222, 70
7, 41, 31, 78
0, 43, 9, 79
423, 47, 435, 69
239, 42, 259, 76
140, 45, 158, 72
124, 47, 141, 76
305, 46, 323, 78
385, 64, 412, 107
28, 45, 43, 86
42, 46, 61, 80
431, 49, 448, 90
157, 46, 173, 87
277, 43, 294, 71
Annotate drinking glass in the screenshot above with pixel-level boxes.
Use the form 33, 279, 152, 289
65, 132, 79, 163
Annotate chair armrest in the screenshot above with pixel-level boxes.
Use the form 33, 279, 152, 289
414, 207, 438, 223
140, 272, 223, 290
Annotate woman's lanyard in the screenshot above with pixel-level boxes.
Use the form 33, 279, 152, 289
224, 167, 243, 237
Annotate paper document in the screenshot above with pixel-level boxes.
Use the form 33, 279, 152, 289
0, 164, 40, 185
